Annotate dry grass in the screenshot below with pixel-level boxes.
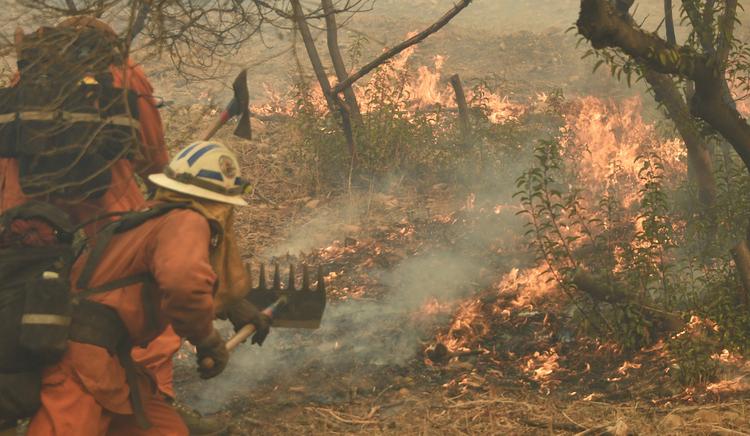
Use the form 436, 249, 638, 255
227, 386, 750, 435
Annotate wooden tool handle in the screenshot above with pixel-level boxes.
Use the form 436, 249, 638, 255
199, 298, 284, 370
227, 323, 258, 351
201, 113, 227, 141
200, 323, 256, 370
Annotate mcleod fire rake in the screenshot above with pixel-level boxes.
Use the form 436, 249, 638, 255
201, 264, 327, 369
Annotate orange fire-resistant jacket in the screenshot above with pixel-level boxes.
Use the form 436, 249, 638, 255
27, 206, 214, 435
75, 206, 217, 346
0, 59, 169, 224
51, 206, 215, 411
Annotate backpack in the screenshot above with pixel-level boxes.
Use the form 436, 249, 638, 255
0, 26, 141, 200
0, 201, 190, 424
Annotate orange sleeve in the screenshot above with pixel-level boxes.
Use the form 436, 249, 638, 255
149, 211, 217, 344
0, 158, 28, 213
110, 60, 169, 178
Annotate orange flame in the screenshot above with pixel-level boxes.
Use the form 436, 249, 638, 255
252, 33, 524, 125
561, 97, 686, 202
498, 266, 557, 309
524, 347, 561, 387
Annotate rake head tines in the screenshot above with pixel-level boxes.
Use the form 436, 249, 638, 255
245, 263, 326, 329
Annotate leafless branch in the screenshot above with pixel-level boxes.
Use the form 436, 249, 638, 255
331, 0, 473, 95
322, 0, 362, 124
290, 0, 356, 158
125, 1, 149, 46
664, 0, 676, 44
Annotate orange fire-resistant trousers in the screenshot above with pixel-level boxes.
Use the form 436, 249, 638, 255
26, 343, 186, 436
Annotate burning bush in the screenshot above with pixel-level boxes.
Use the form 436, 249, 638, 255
255, 43, 529, 191
516, 95, 750, 374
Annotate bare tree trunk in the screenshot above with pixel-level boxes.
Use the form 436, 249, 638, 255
732, 237, 750, 308
643, 71, 717, 210
94, 0, 105, 17
290, 0, 356, 160
125, 2, 150, 47
606, 1, 718, 214
321, 0, 363, 125
449, 73, 472, 148
573, 271, 684, 332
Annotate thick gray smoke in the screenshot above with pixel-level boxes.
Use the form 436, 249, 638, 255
178, 249, 482, 412
176, 192, 525, 412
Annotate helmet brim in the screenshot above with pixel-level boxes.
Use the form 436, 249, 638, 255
148, 174, 248, 206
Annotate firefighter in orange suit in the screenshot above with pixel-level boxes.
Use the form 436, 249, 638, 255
0, 16, 194, 431
28, 141, 270, 435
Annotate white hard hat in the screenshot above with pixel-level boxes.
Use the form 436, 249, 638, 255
149, 141, 248, 206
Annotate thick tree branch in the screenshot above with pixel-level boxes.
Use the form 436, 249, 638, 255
644, 71, 716, 208
331, 0, 472, 95
291, 0, 356, 159
683, 0, 715, 53
578, 0, 750, 173
615, 0, 634, 14
322, 0, 362, 125
611, 0, 717, 210
691, 84, 750, 170
716, 0, 738, 69
732, 237, 750, 308
579, 0, 708, 77
291, 0, 335, 110
573, 271, 684, 332
125, 2, 150, 47
681, 0, 737, 109
703, 0, 717, 31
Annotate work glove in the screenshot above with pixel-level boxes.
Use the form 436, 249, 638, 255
226, 299, 271, 346
195, 329, 229, 380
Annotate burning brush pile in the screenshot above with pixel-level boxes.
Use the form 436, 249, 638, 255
424, 95, 750, 404
249, 41, 540, 189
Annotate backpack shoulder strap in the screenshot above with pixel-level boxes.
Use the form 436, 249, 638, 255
111, 202, 192, 235
75, 202, 193, 291
74, 272, 153, 301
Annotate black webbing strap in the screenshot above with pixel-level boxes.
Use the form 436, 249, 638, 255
75, 223, 119, 291
117, 344, 151, 429
73, 275, 157, 430
69, 300, 126, 354
75, 202, 192, 291
74, 272, 152, 301
69, 300, 151, 429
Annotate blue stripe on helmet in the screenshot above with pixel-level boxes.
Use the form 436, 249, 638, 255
196, 169, 224, 182
187, 144, 220, 166
176, 142, 201, 160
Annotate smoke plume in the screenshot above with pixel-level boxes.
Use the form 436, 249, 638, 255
176, 190, 525, 412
